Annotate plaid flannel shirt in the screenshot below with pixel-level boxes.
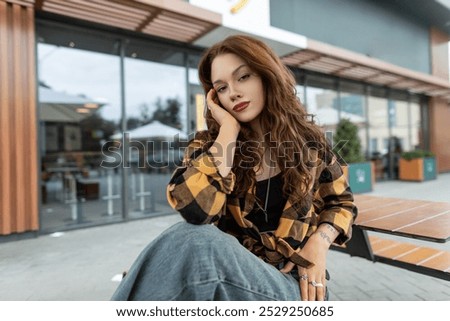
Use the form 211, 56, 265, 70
167, 137, 357, 268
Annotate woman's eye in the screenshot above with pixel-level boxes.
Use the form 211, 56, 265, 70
216, 86, 226, 93
239, 74, 250, 81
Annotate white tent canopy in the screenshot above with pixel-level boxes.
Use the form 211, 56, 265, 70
111, 121, 188, 140
39, 86, 106, 123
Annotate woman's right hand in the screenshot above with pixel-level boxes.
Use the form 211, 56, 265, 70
206, 89, 240, 131
206, 89, 240, 177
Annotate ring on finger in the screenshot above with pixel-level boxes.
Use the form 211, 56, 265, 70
309, 281, 324, 288
299, 274, 308, 281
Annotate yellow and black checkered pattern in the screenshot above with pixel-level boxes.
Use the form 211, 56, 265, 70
167, 138, 357, 268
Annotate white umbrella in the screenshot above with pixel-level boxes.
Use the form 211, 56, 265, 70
111, 121, 187, 140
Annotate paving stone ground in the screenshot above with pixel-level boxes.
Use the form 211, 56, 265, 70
0, 174, 449, 300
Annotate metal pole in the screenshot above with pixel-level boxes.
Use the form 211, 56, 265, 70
135, 173, 151, 212
387, 89, 394, 179
185, 52, 191, 133
303, 74, 308, 111
107, 172, 114, 216
336, 79, 342, 121
69, 175, 77, 221
119, 38, 129, 220
364, 85, 370, 159
139, 173, 145, 211
131, 171, 136, 201
101, 170, 120, 216
407, 93, 412, 150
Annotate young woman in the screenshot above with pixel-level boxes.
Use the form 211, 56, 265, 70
112, 35, 357, 301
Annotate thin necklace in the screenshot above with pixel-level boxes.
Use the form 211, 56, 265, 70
256, 162, 272, 223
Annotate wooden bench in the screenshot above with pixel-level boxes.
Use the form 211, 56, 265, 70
333, 195, 450, 281
333, 233, 450, 281
369, 235, 450, 280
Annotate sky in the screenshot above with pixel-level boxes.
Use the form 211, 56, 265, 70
436, 0, 450, 8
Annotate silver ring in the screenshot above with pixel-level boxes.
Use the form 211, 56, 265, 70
309, 281, 324, 288
299, 274, 308, 281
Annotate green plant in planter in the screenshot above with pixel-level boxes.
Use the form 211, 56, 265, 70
332, 118, 372, 193
401, 149, 434, 161
333, 118, 365, 164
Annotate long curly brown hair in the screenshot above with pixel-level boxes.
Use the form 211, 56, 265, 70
197, 35, 332, 204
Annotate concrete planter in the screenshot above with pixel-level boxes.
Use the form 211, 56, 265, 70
342, 162, 374, 193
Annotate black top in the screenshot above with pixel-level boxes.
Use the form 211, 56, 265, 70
246, 172, 287, 232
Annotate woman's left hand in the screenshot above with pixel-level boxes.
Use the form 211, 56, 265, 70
280, 224, 338, 301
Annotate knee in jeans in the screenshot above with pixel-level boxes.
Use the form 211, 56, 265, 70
165, 222, 221, 251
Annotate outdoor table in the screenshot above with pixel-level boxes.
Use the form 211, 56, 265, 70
353, 194, 450, 243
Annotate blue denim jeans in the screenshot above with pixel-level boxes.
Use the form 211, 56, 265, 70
111, 221, 303, 301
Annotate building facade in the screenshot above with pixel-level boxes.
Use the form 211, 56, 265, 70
0, 0, 449, 239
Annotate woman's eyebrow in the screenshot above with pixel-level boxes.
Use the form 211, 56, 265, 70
212, 64, 247, 85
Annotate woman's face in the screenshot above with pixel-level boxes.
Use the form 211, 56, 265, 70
210, 53, 265, 124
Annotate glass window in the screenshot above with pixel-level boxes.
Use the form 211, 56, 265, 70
383, 138, 390, 152
390, 100, 409, 150
409, 101, 422, 150
367, 90, 425, 180
368, 95, 389, 152
38, 41, 123, 231
188, 54, 206, 133
189, 70, 206, 133
293, 70, 307, 113
294, 71, 427, 181
339, 81, 368, 159
370, 138, 378, 152
306, 87, 338, 130
295, 84, 306, 107
122, 40, 188, 219
36, 21, 204, 232
305, 75, 338, 130
367, 93, 390, 179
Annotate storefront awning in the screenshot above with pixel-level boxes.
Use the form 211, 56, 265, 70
281, 39, 450, 101
33, 0, 221, 43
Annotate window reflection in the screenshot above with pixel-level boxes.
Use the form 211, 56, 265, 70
367, 95, 390, 179
300, 74, 424, 181
366, 93, 419, 180
306, 86, 338, 132
410, 101, 422, 150
123, 46, 188, 218
189, 66, 207, 132
339, 82, 368, 161
38, 43, 122, 231
37, 23, 205, 232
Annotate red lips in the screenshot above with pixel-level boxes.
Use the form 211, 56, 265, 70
233, 101, 249, 112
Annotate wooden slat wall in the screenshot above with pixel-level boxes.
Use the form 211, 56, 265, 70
429, 28, 450, 173
430, 27, 450, 81
429, 97, 450, 173
0, 0, 39, 235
